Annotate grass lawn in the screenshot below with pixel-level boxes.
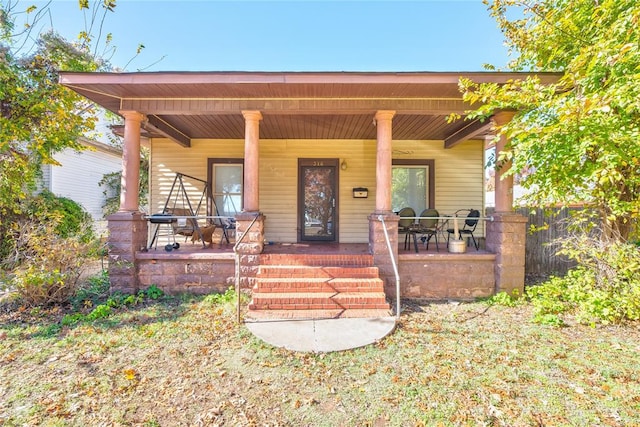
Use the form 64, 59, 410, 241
1, 293, 639, 426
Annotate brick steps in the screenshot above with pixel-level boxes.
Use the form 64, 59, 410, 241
258, 265, 380, 279
248, 253, 391, 319
254, 277, 384, 293
249, 292, 389, 310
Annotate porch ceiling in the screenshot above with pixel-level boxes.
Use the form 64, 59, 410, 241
60, 71, 561, 143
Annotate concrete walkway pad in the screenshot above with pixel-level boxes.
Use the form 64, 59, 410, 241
245, 316, 397, 353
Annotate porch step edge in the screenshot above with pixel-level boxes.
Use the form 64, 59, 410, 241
249, 291, 390, 311
257, 265, 380, 278
245, 308, 392, 321
253, 277, 385, 293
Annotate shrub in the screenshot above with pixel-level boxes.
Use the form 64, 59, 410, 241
6, 221, 97, 307
527, 237, 640, 325
485, 290, 525, 307
145, 285, 164, 300
12, 267, 77, 307
1, 192, 100, 306
71, 270, 110, 310
1, 192, 95, 271
203, 287, 238, 305
62, 283, 166, 326
30, 191, 94, 241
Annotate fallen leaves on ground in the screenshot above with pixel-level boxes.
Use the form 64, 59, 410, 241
0, 299, 639, 426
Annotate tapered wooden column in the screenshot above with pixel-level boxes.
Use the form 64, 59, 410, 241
242, 111, 262, 213
118, 111, 145, 211
374, 110, 396, 214
492, 111, 516, 213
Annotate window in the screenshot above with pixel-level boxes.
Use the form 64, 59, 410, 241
208, 158, 243, 216
392, 159, 435, 212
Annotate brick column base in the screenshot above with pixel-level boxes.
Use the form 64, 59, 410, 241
485, 212, 527, 295
235, 212, 265, 289
369, 212, 400, 296
107, 211, 147, 294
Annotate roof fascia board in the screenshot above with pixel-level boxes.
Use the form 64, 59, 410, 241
60, 71, 562, 86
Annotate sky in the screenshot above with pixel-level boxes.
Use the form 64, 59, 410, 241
19, 0, 510, 72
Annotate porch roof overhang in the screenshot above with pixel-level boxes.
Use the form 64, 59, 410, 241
60, 71, 561, 148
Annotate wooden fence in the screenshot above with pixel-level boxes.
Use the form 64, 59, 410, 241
516, 207, 580, 278
487, 207, 582, 279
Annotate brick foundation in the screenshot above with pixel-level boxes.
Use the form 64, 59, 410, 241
107, 211, 147, 294
485, 213, 527, 295
136, 253, 235, 295
398, 252, 496, 299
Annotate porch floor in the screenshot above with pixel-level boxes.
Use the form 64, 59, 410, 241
139, 240, 489, 257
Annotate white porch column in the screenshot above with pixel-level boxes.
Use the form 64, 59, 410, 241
374, 110, 396, 214
118, 110, 145, 212
242, 110, 262, 213
492, 111, 516, 213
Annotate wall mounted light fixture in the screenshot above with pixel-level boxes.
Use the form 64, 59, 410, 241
340, 160, 347, 171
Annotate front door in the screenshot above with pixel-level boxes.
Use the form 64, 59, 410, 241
298, 158, 338, 242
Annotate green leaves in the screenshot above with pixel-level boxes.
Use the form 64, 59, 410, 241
0, 1, 123, 268
467, 0, 640, 242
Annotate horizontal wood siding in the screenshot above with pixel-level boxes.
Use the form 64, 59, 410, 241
260, 139, 377, 243
150, 138, 484, 243
393, 139, 485, 236
50, 147, 122, 222
150, 139, 244, 215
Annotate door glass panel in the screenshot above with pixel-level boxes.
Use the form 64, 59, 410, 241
213, 164, 242, 216
302, 165, 336, 241
392, 166, 428, 212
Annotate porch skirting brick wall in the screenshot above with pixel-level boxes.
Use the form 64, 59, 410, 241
136, 253, 235, 294
398, 253, 496, 299
107, 211, 147, 294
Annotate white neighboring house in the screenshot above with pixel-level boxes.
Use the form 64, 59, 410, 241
40, 137, 122, 234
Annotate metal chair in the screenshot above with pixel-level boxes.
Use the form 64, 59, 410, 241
447, 209, 481, 250
397, 207, 416, 251
417, 208, 440, 252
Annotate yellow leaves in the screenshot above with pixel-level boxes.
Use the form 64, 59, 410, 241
123, 368, 138, 381
259, 360, 282, 368
293, 397, 319, 409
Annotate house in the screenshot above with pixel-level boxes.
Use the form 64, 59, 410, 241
40, 137, 122, 234
60, 71, 559, 318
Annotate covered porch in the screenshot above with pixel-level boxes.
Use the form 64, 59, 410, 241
135, 240, 497, 301
60, 71, 555, 311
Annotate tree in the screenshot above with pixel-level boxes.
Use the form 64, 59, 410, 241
459, 0, 640, 243
0, 1, 122, 215
0, 1, 123, 267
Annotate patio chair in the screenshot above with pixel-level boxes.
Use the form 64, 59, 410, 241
416, 208, 440, 252
397, 207, 416, 251
447, 209, 481, 250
